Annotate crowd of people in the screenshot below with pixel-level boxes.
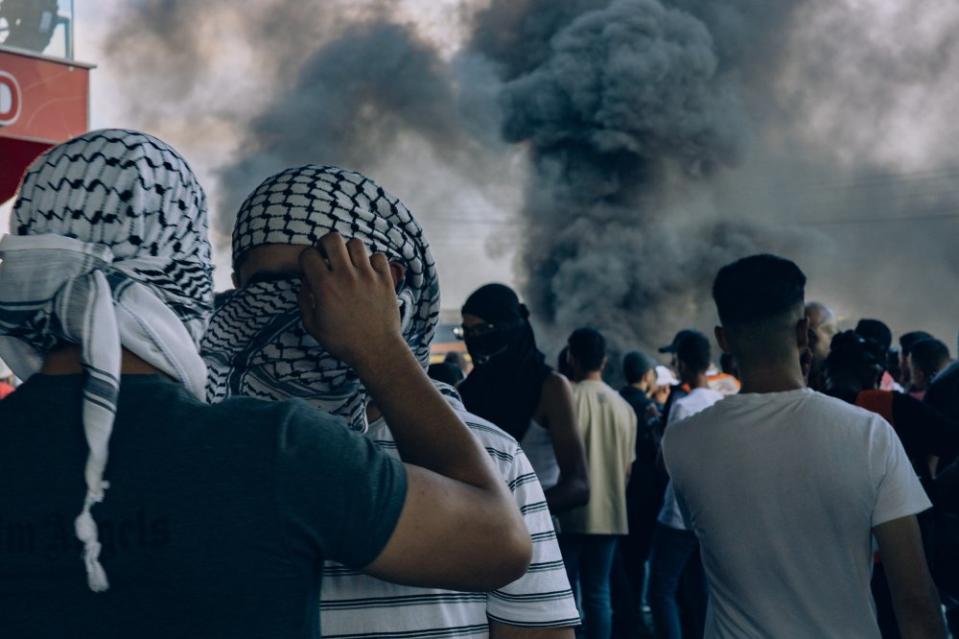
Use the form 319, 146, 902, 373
0, 129, 957, 639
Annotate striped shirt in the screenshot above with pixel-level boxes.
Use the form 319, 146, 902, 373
320, 395, 580, 638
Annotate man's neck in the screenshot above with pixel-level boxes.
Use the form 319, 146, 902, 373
738, 359, 807, 394
41, 346, 165, 375
581, 370, 603, 382
684, 372, 710, 391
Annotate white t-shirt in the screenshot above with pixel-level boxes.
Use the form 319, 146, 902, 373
657, 387, 725, 530
321, 396, 580, 637
662, 388, 931, 639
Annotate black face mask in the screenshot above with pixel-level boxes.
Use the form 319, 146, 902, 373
463, 320, 524, 365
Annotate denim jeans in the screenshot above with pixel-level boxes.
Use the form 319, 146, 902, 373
560, 534, 620, 639
647, 524, 707, 639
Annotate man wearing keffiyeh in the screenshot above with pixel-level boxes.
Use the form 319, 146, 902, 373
0, 132, 531, 639
204, 165, 580, 638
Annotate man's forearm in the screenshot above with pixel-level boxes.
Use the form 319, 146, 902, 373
355, 337, 503, 491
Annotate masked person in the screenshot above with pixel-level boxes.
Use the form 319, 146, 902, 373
203, 166, 579, 638
0, 132, 530, 639
459, 284, 590, 515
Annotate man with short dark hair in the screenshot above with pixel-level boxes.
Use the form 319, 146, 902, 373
663, 254, 945, 638
910, 339, 951, 400
561, 328, 637, 639
901, 331, 935, 392
648, 331, 722, 639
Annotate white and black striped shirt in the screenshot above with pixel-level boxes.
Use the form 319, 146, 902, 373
320, 397, 580, 638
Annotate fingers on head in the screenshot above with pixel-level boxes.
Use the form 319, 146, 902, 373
369, 253, 390, 276
345, 237, 371, 270
319, 232, 350, 270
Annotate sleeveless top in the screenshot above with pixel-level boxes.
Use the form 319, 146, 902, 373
520, 419, 561, 491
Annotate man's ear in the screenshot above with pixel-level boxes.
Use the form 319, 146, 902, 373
389, 263, 406, 289
796, 317, 811, 350
601, 356, 609, 372
715, 326, 731, 354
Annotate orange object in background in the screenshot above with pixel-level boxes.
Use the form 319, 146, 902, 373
0, 46, 93, 203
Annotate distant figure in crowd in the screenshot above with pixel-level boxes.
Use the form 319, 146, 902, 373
900, 331, 935, 392
0, 360, 15, 399
664, 254, 944, 638
614, 351, 665, 637
428, 361, 465, 387
825, 330, 959, 638
805, 301, 839, 391
825, 331, 959, 482
202, 167, 576, 638
560, 328, 637, 639
648, 331, 722, 639
444, 351, 470, 376
0, 132, 531, 639
857, 318, 903, 392
460, 283, 589, 514
909, 338, 951, 401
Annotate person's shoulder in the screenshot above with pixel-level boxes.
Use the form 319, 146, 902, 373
542, 371, 570, 394
459, 407, 521, 451
208, 394, 350, 438
804, 390, 884, 423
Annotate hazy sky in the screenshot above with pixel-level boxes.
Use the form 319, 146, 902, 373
4, 0, 959, 344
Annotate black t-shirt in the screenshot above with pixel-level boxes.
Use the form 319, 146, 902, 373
619, 386, 658, 467
890, 392, 959, 464
0, 374, 407, 639
926, 360, 959, 422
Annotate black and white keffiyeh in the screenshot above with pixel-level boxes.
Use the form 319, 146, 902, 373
0, 129, 213, 592
202, 165, 440, 431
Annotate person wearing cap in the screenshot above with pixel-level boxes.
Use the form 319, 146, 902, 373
0, 131, 532, 638
615, 351, 665, 638
663, 254, 943, 638
648, 331, 722, 639
659, 331, 739, 423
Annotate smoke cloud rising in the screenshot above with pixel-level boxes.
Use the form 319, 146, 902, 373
98, 0, 959, 359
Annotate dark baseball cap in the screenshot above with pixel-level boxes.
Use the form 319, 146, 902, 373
659, 329, 699, 354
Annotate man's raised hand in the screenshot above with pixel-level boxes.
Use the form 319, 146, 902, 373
298, 233, 404, 371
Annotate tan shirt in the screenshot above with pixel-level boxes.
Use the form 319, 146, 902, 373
559, 380, 637, 535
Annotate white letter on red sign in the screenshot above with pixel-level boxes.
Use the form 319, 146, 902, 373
0, 71, 22, 126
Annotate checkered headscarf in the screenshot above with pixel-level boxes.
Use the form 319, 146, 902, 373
202, 165, 439, 431
0, 129, 213, 592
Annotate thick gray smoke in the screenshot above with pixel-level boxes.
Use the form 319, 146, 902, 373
101, 0, 959, 356
466, 0, 803, 352
215, 18, 469, 239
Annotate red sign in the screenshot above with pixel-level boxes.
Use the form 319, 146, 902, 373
0, 48, 93, 202
0, 71, 21, 125
0, 48, 91, 142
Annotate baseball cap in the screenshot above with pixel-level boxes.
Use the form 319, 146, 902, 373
659, 329, 699, 354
